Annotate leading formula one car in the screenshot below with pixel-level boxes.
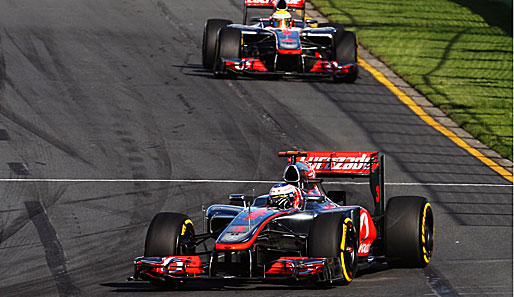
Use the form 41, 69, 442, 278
129, 151, 434, 288
202, 0, 359, 82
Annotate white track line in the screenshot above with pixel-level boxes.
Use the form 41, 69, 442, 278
0, 178, 511, 187
0, 178, 278, 183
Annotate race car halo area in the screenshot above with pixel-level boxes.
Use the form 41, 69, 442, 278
0, 0, 512, 296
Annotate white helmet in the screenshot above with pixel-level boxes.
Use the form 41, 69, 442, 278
269, 183, 302, 209
271, 10, 292, 28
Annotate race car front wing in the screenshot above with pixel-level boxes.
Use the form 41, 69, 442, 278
130, 255, 345, 283
218, 58, 357, 77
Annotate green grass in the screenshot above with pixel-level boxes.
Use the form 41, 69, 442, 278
310, 0, 513, 160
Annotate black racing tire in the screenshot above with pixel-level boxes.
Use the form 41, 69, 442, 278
144, 212, 195, 288
144, 212, 195, 257
144, 212, 195, 289
333, 30, 358, 83
308, 212, 358, 285
385, 196, 434, 268
214, 27, 242, 78
202, 19, 233, 69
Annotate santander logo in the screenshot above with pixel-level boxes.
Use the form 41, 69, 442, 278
241, 208, 270, 221
298, 154, 372, 171
245, 0, 273, 4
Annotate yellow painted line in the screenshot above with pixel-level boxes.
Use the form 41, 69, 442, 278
304, 11, 511, 182
359, 59, 512, 183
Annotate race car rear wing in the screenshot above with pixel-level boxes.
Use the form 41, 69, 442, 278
243, 0, 306, 24
245, 0, 306, 9
278, 151, 385, 217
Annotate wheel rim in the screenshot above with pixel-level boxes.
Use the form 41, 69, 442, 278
346, 224, 358, 276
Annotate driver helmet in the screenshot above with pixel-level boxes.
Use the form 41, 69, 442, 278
271, 10, 292, 29
269, 183, 302, 209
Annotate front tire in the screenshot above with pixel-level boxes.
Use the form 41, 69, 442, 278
144, 212, 195, 288
385, 196, 434, 268
202, 19, 233, 69
214, 27, 242, 79
308, 213, 358, 285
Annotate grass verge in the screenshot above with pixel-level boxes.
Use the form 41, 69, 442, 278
310, 0, 513, 160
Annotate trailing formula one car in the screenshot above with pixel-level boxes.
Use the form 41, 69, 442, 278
129, 151, 434, 288
202, 0, 359, 82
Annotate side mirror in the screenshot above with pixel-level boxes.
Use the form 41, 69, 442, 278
229, 194, 247, 207
306, 19, 318, 24
250, 17, 262, 23
229, 194, 245, 200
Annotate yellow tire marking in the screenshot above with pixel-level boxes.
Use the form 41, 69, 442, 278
340, 218, 353, 282
421, 203, 431, 263
302, 10, 512, 183
181, 219, 193, 236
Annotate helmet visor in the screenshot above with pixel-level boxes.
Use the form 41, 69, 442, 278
273, 19, 291, 28
270, 193, 293, 202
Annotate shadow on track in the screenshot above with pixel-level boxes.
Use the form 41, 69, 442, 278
101, 279, 332, 293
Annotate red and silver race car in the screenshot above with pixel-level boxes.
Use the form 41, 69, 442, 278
202, 0, 359, 82
129, 151, 434, 288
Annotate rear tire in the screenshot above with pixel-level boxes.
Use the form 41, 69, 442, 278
333, 30, 358, 83
385, 196, 434, 268
214, 27, 242, 79
144, 212, 195, 288
202, 19, 233, 69
308, 213, 358, 285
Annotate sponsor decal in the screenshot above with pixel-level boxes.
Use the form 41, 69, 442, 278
298, 154, 371, 171
232, 226, 247, 232
241, 208, 270, 221
226, 58, 268, 72
246, 0, 273, 4
216, 209, 296, 250
358, 243, 371, 255
280, 151, 378, 176
358, 209, 377, 256
276, 30, 301, 51
245, 0, 304, 6
283, 0, 305, 6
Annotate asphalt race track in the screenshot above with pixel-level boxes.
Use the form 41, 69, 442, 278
0, 1, 512, 296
